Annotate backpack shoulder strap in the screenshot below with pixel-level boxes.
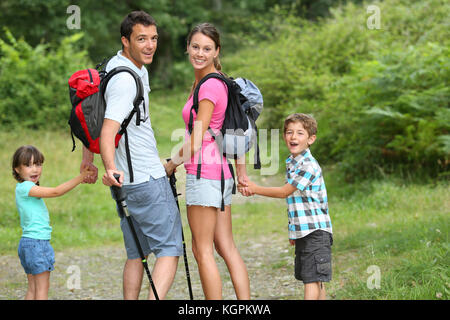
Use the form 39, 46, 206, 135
101, 66, 145, 134
102, 66, 144, 110
192, 73, 229, 110
100, 66, 145, 184
188, 73, 230, 134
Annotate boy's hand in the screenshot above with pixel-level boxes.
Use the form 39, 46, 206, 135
289, 239, 295, 246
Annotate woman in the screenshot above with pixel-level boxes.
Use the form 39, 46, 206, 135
165, 23, 250, 300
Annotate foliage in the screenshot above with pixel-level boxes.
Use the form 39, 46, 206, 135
326, 42, 449, 178
0, 0, 361, 89
0, 29, 91, 129
0, 0, 448, 177
225, 0, 449, 179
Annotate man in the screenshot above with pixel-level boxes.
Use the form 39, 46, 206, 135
81, 11, 182, 300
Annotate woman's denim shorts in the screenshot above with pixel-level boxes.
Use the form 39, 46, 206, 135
185, 174, 234, 208
18, 237, 55, 275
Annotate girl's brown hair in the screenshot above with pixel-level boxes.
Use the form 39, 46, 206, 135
187, 22, 222, 71
12, 145, 45, 183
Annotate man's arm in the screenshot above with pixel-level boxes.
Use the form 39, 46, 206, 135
99, 118, 123, 187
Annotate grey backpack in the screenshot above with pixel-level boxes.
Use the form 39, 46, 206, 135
189, 73, 264, 210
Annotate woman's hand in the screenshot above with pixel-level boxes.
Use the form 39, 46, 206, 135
164, 160, 177, 177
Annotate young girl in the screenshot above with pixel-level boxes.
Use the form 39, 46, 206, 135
165, 23, 251, 299
12, 145, 92, 300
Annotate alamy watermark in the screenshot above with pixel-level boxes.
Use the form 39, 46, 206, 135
170, 128, 280, 175
66, 5, 81, 30
66, 265, 81, 290
367, 5, 381, 30
366, 265, 381, 289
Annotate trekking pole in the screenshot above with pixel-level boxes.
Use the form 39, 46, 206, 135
110, 174, 159, 300
166, 159, 194, 300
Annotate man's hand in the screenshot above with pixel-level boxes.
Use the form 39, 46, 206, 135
102, 169, 123, 187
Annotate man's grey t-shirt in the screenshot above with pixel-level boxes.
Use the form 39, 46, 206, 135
104, 50, 165, 185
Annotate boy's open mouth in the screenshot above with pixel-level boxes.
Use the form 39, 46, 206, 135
289, 142, 299, 147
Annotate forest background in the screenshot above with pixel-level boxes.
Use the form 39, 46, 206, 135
0, 0, 448, 300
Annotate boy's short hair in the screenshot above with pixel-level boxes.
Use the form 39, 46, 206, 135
120, 11, 157, 41
283, 113, 317, 137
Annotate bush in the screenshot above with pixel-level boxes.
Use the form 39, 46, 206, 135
0, 29, 91, 129
225, 0, 449, 179
325, 42, 449, 178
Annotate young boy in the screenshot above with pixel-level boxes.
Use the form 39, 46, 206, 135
238, 113, 333, 300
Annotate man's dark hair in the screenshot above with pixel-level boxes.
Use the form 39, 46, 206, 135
120, 11, 157, 41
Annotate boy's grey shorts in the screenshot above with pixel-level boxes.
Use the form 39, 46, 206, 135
115, 176, 183, 259
294, 229, 333, 284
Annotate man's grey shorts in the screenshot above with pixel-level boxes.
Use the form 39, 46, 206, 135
294, 230, 333, 284
115, 176, 183, 259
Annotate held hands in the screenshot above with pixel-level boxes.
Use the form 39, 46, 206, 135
237, 175, 255, 197
80, 167, 95, 180
80, 160, 98, 184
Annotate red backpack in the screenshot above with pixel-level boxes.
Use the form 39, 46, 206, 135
68, 60, 144, 182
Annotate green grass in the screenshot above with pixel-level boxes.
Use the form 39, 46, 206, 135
1, 89, 448, 299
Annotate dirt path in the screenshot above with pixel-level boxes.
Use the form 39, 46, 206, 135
0, 175, 305, 300
0, 234, 299, 300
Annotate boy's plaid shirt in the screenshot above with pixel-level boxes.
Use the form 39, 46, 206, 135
285, 149, 332, 239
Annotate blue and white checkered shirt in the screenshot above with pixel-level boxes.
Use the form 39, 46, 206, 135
285, 149, 332, 239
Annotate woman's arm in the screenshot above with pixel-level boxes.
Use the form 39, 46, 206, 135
234, 155, 252, 195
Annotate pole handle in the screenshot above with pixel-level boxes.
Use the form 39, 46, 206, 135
166, 158, 177, 186
111, 174, 126, 202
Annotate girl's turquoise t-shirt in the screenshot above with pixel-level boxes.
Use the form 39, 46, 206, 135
15, 181, 52, 240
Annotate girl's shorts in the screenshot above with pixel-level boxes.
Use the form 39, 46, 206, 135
185, 174, 234, 209
18, 237, 55, 275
